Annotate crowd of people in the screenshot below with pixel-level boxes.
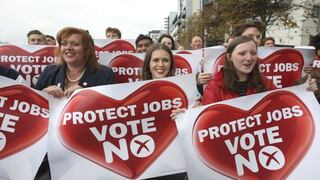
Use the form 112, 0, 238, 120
0, 21, 320, 180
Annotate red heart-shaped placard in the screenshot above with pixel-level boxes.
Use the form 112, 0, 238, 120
0, 85, 48, 159
58, 80, 188, 178
260, 49, 304, 88
0, 45, 57, 87
175, 50, 192, 54
95, 40, 136, 53
193, 90, 314, 179
211, 49, 304, 88
173, 55, 192, 75
109, 54, 144, 83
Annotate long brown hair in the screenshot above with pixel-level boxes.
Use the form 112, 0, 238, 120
55, 27, 99, 70
223, 36, 267, 93
142, 43, 176, 80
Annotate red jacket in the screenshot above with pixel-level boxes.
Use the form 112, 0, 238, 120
202, 71, 276, 105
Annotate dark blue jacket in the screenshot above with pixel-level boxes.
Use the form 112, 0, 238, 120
0, 65, 20, 80
35, 64, 115, 90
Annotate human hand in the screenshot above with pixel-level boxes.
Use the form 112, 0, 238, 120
192, 96, 202, 108
170, 108, 186, 121
43, 85, 64, 98
197, 72, 212, 85
64, 85, 82, 98
303, 64, 313, 74
306, 74, 318, 92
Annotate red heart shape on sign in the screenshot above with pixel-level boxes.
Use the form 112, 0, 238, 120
109, 54, 144, 83
260, 49, 304, 88
193, 90, 314, 179
0, 45, 57, 87
58, 80, 188, 178
95, 40, 136, 53
175, 50, 192, 54
173, 55, 192, 75
0, 85, 48, 159
211, 49, 304, 88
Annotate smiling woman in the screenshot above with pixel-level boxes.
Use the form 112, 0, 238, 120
35, 27, 115, 97
202, 36, 276, 105
141, 43, 175, 80
202, 36, 318, 104
34, 27, 115, 180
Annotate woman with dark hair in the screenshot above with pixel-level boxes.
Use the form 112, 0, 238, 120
142, 43, 176, 80
262, 37, 275, 47
158, 34, 176, 50
142, 43, 188, 180
35, 27, 114, 98
171, 36, 318, 119
202, 36, 318, 104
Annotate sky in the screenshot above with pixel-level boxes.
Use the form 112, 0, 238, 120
0, 0, 178, 44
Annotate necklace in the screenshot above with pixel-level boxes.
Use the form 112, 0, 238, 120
66, 68, 86, 83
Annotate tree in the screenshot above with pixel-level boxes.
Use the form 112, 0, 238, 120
178, 0, 314, 45
177, 11, 206, 49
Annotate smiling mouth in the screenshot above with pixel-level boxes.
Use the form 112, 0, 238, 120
156, 69, 165, 73
65, 52, 76, 58
243, 63, 252, 67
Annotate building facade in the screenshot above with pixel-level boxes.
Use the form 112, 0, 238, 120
266, 0, 320, 46
167, 0, 320, 46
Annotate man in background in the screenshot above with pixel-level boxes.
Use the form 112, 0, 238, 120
233, 20, 263, 46
105, 27, 121, 39
27, 30, 46, 45
263, 37, 275, 47
45, 35, 56, 45
190, 36, 203, 50
135, 34, 153, 53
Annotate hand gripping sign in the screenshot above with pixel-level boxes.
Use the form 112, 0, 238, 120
176, 85, 320, 180
0, 77, 49, 180
0, 44, 57, 87
49, 74, 197, 179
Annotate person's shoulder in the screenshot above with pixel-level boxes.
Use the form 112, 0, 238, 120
96, 64, 113, 73
42, 64, 63, 73
45, 64, 62, 70
40, 64, 64, 78
87, 64, 115, 84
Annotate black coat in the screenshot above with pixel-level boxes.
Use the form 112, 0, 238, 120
0, 65, 20, 80
35, 64, 115, 90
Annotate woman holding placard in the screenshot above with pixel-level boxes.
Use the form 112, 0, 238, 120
202, 36, 318, 104
141, 43, 188, 180
171, 36, 318, 120
34, 27, 115, 180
